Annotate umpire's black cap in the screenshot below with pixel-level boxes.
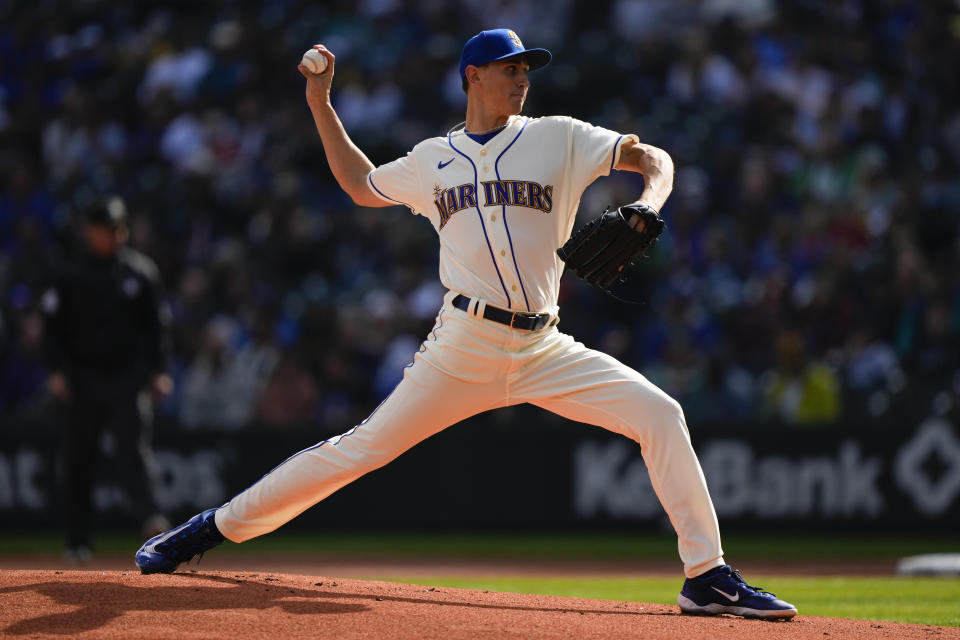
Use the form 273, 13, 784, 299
83, 196, 128, 228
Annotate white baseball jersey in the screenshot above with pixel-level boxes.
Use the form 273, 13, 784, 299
366, 115, 638, 314
215, 113, 726, 579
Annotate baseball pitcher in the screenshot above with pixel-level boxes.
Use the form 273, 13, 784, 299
136, 29, 796, 620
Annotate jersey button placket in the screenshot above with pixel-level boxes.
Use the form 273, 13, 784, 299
488, 204, 511, 296
481, 143, 516, 304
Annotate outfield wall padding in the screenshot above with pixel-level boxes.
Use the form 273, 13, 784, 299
1, 406, 957, 531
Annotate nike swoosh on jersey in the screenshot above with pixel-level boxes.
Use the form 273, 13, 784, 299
710, 586, 740, 602
438, 158, 455, 169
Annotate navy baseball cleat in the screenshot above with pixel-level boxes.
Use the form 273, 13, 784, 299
678, 565, 797, 620
135, 508, 226, 574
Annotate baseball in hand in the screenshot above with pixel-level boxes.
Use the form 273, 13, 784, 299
301, 48, 328, 75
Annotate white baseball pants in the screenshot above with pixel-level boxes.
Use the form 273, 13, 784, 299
215, 291, 725, 578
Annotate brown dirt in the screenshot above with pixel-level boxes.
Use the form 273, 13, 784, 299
1, 570, 956, 640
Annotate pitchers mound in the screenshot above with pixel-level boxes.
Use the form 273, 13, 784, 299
0, 570, 952, 639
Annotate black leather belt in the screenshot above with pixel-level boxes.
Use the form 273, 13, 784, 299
452, 294, 556, 331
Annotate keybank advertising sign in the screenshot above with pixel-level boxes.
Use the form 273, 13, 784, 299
574, 418, 960, 524
1, 415, 958, 529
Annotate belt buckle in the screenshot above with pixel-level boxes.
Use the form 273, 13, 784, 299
512, 311, 546, 330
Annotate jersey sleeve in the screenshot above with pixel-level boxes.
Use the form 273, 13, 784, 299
567, 117, 639, 193
367, 150, 425, 215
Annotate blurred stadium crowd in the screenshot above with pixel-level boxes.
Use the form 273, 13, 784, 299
1, 0, 958, 431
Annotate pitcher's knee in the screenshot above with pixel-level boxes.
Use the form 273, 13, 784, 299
659, 396, 688, 430
624, 392, 688, 442
663, 395, 686, 423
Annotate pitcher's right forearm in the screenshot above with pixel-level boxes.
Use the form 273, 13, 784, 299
309, 101, 384, 207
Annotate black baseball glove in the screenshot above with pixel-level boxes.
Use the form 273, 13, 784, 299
557, 204, 665, 289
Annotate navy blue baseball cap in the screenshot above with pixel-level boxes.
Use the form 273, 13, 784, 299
458, 29, 551, 81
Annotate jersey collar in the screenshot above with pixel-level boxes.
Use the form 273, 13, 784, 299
449, 115, 525, 148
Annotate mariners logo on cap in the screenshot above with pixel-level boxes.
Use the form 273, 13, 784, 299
507, 30, 523, 48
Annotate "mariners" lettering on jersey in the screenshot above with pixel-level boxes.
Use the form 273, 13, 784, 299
434, 180, 553, 229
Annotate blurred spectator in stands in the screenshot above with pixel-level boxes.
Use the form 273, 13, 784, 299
233, 305, 281, 417
179, 316, 244, 429
845, 329, 903, 392
0, 288, 49, 416
253, 350, 320, 428
0, 0, 957, 431
906, 296, 960, 382
761, 329, 841, 425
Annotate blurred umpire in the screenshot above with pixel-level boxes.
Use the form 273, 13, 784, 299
41, 196, 172, 561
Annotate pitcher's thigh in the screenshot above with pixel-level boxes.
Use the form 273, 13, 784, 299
216, 354, 506, 542
518, 335, 686, 444
326, 355, 506, 468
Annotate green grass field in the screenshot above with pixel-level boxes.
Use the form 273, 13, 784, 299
2, 531, 958, 627
398, 575, 960, 628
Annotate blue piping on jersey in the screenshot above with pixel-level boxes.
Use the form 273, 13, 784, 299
495, 117, 532, 312
447, 133, 512, 307
610, 135, 625, 173
368, 172, 412, 208
418, 307, 446, 353
245, 395, 383, 485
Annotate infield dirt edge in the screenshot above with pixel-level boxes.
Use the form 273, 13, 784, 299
1, 570, 956, 640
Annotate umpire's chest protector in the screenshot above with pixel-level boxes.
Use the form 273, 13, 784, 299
367, 115, 637, 313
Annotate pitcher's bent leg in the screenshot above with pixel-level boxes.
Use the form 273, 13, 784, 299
518, 334, 724, 578
215, 355, 499, 542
